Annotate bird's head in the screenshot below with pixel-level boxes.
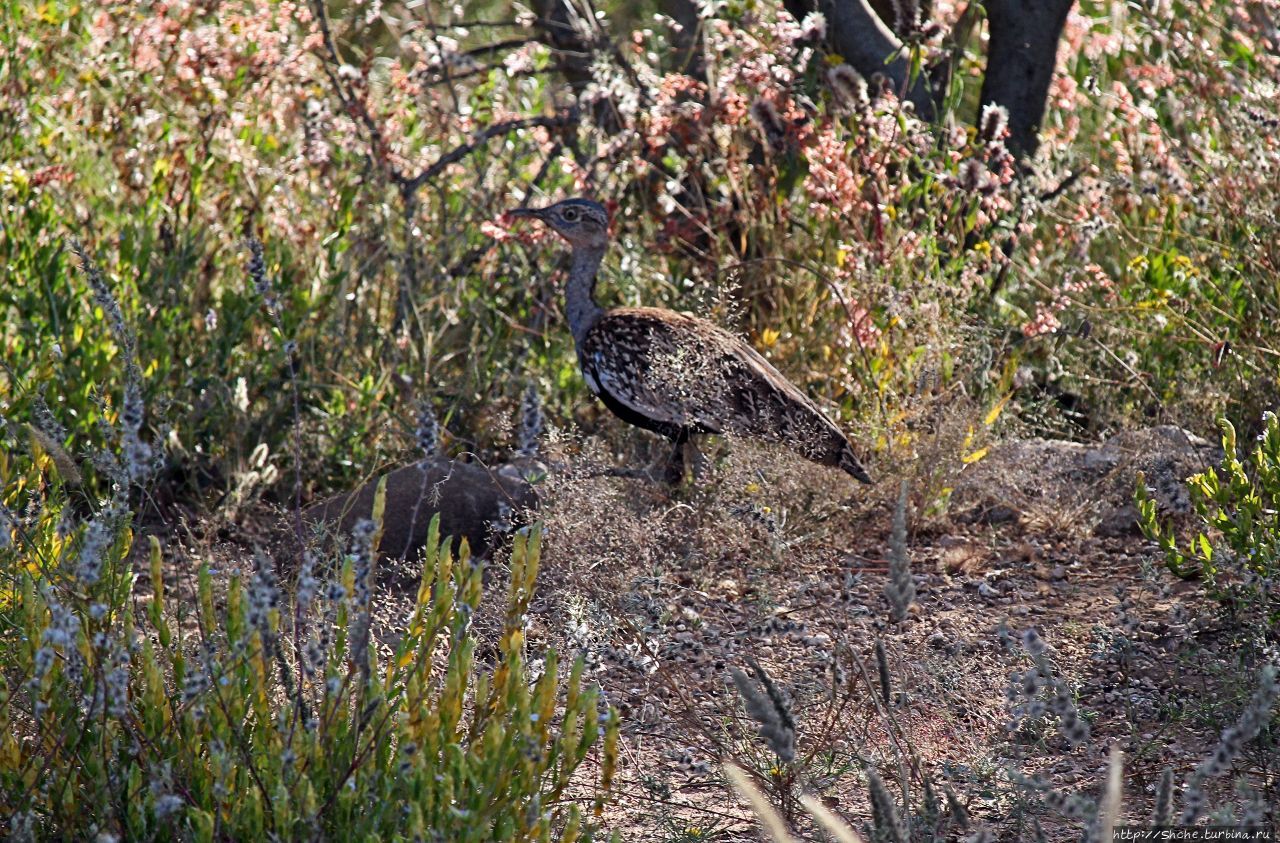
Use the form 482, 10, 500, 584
507, 198, 609, 250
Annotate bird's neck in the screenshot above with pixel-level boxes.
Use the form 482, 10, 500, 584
565, 244, 606, 344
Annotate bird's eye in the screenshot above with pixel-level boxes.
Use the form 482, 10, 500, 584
562, 207, 580, 221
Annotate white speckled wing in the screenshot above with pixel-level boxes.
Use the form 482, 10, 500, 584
582, 310, 727, 433
578, 306, 869, 481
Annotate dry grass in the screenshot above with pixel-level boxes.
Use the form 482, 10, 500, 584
421, 425, 1277, 839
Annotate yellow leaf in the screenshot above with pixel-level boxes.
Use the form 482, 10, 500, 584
984, 393, 1011, 426
962, 447, 989, 464
371, 475, 388, 550
760, 328, 780, 348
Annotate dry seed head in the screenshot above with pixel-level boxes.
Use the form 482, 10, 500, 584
889, 0, 919, 33
74, 508, 117, 587
415, 399, 440, 457
875, 638, 892, 706
517, 384, 544, 458
31, 394, 68, 444
945, 785, 970, 829
978, 103, 1010, 144
72, 241, 133, 356
1152, 767, 1174, 825
295, 549, 320, 612
960, 159, 995, 193
730, 663, 796, 763
1020, 627, 1047, 657
865, 765, 907, 843
246, 555, 279, 635
1182, 663, 1278, 823
347, 518, 377, 684
246, 237, 269, 296
883, 481, 914, 621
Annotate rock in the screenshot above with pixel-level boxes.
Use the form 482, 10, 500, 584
958, 503, 1022, 525
950, 425, 1220, 537
303, 456, 543, 560
1094, 503, 1139, 537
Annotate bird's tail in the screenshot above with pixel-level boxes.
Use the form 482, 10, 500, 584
838, 448, 873, 484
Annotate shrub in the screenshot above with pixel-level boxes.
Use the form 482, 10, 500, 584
724, 628, 1277, 842
2, 327, 617, 843
1, 502, 617, 840
1138, 413, 1280, 627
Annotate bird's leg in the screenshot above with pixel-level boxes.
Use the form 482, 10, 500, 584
662, 430, 689, 485
681, 436, 709, 481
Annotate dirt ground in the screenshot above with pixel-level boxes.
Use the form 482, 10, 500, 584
499, 425, 1271, 839
174, 424, 1275, 840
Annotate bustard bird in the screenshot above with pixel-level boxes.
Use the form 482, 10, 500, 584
509, 197, 873, 484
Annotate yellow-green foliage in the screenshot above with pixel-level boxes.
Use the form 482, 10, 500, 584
1138, 413, 1280, 613
0, 506, 618, 841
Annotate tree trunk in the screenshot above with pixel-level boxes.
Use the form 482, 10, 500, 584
662, 0, 705, 78
532, 0, 597, 94
979, 0, 1075, 158
783, 0, 936, 119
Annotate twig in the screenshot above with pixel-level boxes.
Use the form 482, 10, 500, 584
401, 113, 578, 193
1039, 169, 1082, 202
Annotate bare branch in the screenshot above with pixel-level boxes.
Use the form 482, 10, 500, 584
403, 113, 577, 193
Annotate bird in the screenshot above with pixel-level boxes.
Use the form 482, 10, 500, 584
507, 197, 873, 485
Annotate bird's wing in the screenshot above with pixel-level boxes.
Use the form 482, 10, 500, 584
585, 307, 869, 479
716, 332, 846, 433
716, 335, 872, 480
581, 309, 726, 433
583, 307, 844, 433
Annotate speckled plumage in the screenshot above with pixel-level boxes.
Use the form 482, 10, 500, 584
509, 198, 872, 483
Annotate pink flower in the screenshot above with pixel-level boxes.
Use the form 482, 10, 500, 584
1022, 307, 1062, 338
480, 220, 512, 242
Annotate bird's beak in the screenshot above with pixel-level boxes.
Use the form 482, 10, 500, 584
507, 207, 545, 220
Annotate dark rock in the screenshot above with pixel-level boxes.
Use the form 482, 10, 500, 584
303, 456, 543, 559
1094, 503, 1139, 537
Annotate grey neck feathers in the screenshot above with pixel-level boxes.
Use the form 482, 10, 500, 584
565, 244, 606, 344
